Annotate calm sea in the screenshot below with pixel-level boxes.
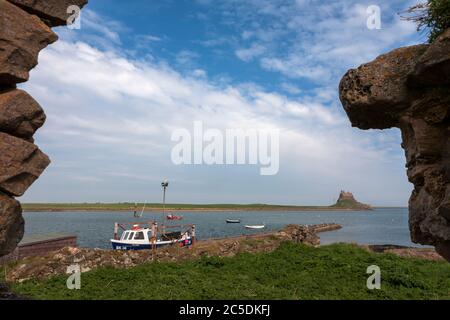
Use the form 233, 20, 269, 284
23, 208, 428, 249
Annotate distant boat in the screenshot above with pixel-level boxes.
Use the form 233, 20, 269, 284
226, 219, 241, 224
245, 224, 265, 229
166, 213, 183, 221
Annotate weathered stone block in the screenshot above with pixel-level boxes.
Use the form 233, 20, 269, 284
0, 192, 23, 256
0, 89, 46, 139
0, 132, 50, 197
0, 0, 58, 84
7, 0, 88, 27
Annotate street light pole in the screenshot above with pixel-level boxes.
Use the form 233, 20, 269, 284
161, 179, 169, 218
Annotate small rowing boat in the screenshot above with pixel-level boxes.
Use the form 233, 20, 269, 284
226, 219, 241, 223
245, 224, 265, 229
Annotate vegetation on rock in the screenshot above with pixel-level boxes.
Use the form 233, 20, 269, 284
402, 0, 450, 42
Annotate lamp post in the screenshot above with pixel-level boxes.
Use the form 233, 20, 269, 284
161, 179, 169, 217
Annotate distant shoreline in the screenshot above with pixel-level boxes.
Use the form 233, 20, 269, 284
21, 203, 404, 212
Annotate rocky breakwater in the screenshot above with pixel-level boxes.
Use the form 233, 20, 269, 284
339, 28, 450, 261
0, 0, 88, 257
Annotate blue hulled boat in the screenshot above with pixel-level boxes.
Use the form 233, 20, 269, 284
111, 222, 195, 251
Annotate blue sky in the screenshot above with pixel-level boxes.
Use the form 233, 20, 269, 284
20, 0, 424, 206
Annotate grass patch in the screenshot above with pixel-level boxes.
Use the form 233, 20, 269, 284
9, 243, 450, 300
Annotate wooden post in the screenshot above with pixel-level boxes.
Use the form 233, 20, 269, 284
192, 225, 196, 246
152, 221, 158, 253
114, 223, 119, 240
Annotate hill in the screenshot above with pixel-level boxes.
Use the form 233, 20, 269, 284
331, 191, 373, 210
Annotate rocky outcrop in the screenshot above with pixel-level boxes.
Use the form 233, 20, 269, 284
0, 192, 23, 256
0, 133, 50, 197
0, 0, 58, 84
6, 0, 88, 27
331, 190, 372, 210
365, 244, 445, 262
339, 28, 450, 261
0, 0, 88, 256
0, 89, 46, 140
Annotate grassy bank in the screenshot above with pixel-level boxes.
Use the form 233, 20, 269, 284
8, 243, 450, 300
22, 202, 373, 212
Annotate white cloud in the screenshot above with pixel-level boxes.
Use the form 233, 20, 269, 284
214, 0, 420, 82
137, 34, 162, 42
18, 2, 420, 205
193, 69, 207, 78
21, 36, 411, 205
176, 50, 200, 66
235, 43, 266, 62
280, 83, 302, 95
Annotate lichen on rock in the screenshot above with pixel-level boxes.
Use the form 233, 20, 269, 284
339, 28, 450, 261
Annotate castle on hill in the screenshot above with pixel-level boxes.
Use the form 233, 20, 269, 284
332, 191, 372, 210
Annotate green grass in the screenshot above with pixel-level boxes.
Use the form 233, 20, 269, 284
8, 243, 450, 300
21, 202, 356, 212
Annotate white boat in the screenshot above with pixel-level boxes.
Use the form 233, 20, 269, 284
111, 221, 195, 250
245, 224, 265, 229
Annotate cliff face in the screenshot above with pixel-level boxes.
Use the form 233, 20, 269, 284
339, 28, 450, 261
0, 0, 88, 256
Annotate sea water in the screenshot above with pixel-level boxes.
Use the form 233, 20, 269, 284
23, 208, 428, 249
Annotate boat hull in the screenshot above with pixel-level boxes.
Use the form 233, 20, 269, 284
111, 237, 193, 251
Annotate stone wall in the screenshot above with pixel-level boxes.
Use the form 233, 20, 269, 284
0, 234, 77, 264
0, 0, 88, 256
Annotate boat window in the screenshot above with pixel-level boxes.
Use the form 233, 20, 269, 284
134, 232, 145, 240
128, 232, 135, 240
122, 232, 129, 240
147, 231, 152, 240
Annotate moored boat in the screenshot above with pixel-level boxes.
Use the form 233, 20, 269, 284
245, 224, 265, 229
111, 179, 196, 250
167, 213, 183, 221
226, 219, 241, 223
111, 221, 195, 250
